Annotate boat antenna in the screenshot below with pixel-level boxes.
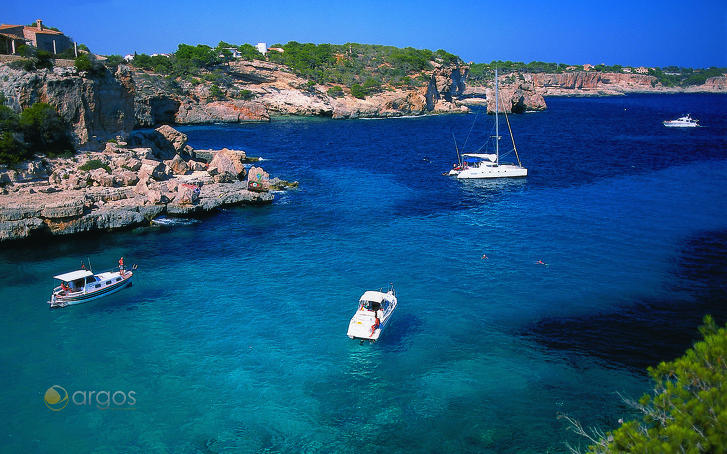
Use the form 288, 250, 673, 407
452, 132, 462, 166
87, 258, 92, 273
503, 110, 523, 167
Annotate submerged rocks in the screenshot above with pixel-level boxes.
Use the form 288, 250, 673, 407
0, 125, 292, 242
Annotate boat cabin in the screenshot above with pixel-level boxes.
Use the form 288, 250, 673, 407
54, 270, 94, 292
359, 291, 392, 314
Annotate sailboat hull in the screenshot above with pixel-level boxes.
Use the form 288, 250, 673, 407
457, 165, 528, 179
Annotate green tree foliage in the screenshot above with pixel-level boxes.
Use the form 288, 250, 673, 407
18, 103, 74, 157
362, 77, 381, 93
78, 159, 111, 173
209, 84, 224, 100
350, 84, 366, 99
7, 45, 54, 71
74, 53, 94, 72
563, 315, 727, 454
132, 53, 153, 70
434, 49, 460, 66
0, 105, 27, 165
389, 47, 434, 72
103, 55, 125, 73
265, 41, 450, 89
267, 41, 335, 82
327, 86, 344, 97
238, 89, 255, 101
175, 43, 218, 67
236, 44, 264, 61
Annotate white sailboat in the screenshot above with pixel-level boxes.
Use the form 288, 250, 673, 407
449, 68, 527, 179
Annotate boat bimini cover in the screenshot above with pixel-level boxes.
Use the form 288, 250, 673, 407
360, 291, 387, 303
53, 270, 94, 282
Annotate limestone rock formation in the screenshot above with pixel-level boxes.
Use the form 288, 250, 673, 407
175, 100, 270, 123
528, 71, 661, 95
0, 125, 286, 242
0, 63, 136, 148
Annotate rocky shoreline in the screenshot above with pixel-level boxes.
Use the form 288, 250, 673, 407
0, 125, 294, 242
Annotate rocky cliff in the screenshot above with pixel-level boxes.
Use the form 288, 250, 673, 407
0, 59, 536, 148
460, 72, 548, 113
133, 59, 470, 124
529, 71, 727, 95
0, 63, 136, 148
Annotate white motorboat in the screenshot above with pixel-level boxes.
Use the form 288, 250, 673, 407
347, 284, 397, 341
663, 114, 699, 128
448, 68, 527, 179
48, 258, 136, 308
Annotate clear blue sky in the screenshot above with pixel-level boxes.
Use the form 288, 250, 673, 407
5, 0, 726, 68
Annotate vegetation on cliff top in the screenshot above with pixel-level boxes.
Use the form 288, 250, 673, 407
124, 41, 462, 99
562, 315, 727, 453
121, 41, 724, 93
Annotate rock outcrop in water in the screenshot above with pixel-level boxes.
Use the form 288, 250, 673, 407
0, 125, 294, 242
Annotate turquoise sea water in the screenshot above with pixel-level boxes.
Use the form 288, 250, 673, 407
1, 94, 726, 453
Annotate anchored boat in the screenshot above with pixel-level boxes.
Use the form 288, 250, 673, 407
347, 284, 398, 341
448, 68, 527, 179
663, 114, 699, 128
49, 258, 136, 308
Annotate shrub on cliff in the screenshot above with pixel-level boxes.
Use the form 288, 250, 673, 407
561, 315, 727, 453
0, 105, 29, 165
79, 159, 111, 173
209, 84, 225, 100
19, 103, 74, 157
350, 84, 366, 99
74, 53, 94, 72
327, 86, 344, 97
0, 131, 28, 165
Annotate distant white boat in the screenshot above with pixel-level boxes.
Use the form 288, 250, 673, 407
448, 68, 528, 179
49, 259, 136, 308
663, 114, 699, 128
347, 284, 397, 341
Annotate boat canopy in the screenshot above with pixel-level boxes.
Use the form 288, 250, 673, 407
360, 291, 388, 303
462, 153, 497, 163
53, 270, 93, 282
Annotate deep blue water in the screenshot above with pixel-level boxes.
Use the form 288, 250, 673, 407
1, 93, 726, 453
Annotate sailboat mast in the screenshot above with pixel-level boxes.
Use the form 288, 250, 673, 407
494, 67, 499, 165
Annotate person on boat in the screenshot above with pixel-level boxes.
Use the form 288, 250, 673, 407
370, 317, 381, 336
61, 282, 69, 292
119, 257, 124, 275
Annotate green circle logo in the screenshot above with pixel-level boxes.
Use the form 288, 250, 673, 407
44, 385, 68, 411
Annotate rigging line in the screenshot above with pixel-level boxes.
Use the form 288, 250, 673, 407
461, 105, 482, 153
503, 109, 523, 167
